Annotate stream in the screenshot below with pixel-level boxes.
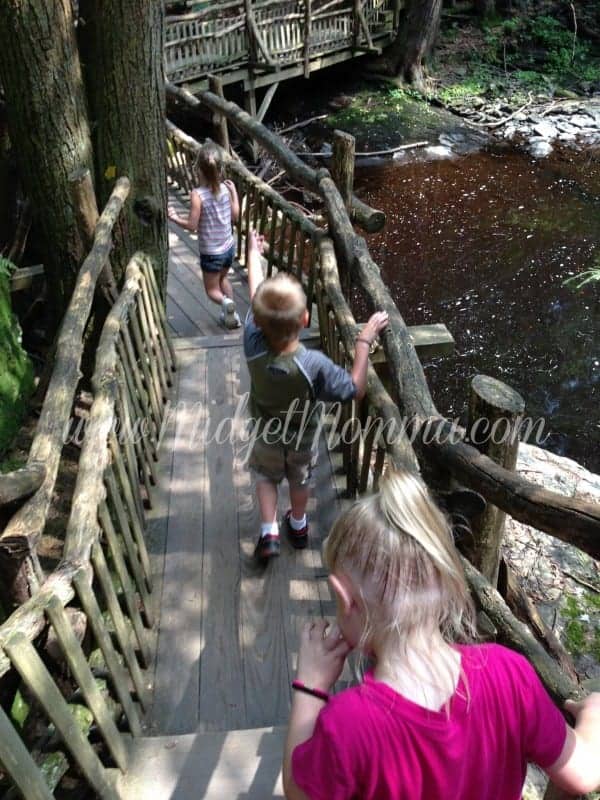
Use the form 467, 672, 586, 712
269, 70, 600, 474
355, 146, 600, 474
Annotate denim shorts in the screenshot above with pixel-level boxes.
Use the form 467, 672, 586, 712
200, 244, 235, 274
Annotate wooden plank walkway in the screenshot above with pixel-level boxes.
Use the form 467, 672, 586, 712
167, 193, 250, 339
150, 209, 344, 740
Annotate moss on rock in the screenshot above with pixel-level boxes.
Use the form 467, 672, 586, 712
0, 259, 33, 453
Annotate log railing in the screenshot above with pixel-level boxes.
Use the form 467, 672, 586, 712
0, 179, 132, 609
169, 85, 600, 732
0, 236, 174, 792
164, 0, 397, 85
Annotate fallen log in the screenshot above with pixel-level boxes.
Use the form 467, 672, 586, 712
462, 557, 580, 705
0, 465, 46, 509
166, 81, 387, 233
296, 140, 429, 158
500, 559, 579, 684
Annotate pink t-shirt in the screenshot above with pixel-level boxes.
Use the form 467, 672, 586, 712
292, 644, 567, 800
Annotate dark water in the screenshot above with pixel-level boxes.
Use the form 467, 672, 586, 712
354, 146, 600, 473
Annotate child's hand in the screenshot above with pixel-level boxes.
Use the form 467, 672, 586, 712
224, 179, 236, 192
361, 311, 389, 344
249, 229, 266, 255
167, 206, 177, 222
295, 620, 351, 693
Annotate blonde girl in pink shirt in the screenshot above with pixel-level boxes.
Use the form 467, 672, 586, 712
284, 468, 600, 800
168, 143, 241, 329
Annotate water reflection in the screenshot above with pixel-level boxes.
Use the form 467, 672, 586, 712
355, 146, 600, 472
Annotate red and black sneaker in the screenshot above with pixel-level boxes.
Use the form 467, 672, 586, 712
254, 533, 280, 562
284, 510, 309, 549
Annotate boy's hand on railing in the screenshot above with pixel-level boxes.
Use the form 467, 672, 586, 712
360, 311, 389, 344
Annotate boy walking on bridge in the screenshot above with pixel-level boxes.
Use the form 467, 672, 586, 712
244, 231, 388, 562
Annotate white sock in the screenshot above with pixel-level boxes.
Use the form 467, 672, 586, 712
289, 514, 307, 531
261, 522, 279, 539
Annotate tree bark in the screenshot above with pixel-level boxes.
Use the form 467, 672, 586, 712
0, 0, 94, 326
393, 0, 443, 89
78, 0, 168, 292
474, 0, 496, 18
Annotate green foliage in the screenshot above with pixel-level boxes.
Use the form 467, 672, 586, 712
564, 255, 600, 289
0, 456, 26, 473
10, 689, 30, 729
0, 268, 34, 454
438, 66, 495, 104
0, 257, 16, 280
481, 14, 600, 87
562, 593, 600, 660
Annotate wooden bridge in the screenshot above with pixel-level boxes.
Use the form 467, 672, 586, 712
165, 0, 401, 119
0, 84, 598, 799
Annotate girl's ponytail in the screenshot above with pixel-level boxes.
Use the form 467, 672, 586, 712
324, 468, 477, 690
195, 143, 223, 196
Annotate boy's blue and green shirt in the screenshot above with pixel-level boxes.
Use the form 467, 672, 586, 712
243, 311, 356, 451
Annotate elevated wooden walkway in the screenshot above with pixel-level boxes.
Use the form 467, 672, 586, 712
165, 0, 400, 103
1, 90, 595, 800
116, 202, 343, 797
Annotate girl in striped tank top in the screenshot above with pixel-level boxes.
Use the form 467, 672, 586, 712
168, 143, 241, 328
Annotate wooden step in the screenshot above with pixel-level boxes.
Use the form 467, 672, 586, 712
116, 727, 285, 799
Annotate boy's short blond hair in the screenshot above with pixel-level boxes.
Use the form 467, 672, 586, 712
252, 272, 307, 350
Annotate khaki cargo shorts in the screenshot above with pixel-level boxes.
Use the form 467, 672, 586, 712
249, 438, 316, 487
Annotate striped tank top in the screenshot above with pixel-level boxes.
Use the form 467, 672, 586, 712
193, 184, 235, 255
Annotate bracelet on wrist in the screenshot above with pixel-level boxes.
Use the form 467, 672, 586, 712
292, 680, 329, 703
355, 336, 372, 347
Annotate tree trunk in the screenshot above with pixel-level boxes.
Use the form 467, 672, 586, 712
0, 0, 94, 326
78, 0, 168, 292
475, 0, 496, 18
393, 0, 443, 89
0, 106, 12, 252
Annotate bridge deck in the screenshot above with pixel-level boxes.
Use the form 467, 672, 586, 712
148, 202, 345, 740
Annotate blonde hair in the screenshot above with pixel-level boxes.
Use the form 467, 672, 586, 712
324, 468, 477, 694
252, 272, 307, 350
194, 143, 223, 195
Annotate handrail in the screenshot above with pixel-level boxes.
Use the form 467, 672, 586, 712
0, 178, 131, 599
164, 0, 397, 89
318, 237, 578, 705
0, 245, 173, 796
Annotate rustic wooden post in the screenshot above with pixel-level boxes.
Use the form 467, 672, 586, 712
352, 0, 361, 48
303, 0, 312, 77
69, 168, 117, 299
467, 375, 525, 586
243, 81, 260, 163
331, 130, 355, 296
393, 0, 402, 30
208, 75, 230, 153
